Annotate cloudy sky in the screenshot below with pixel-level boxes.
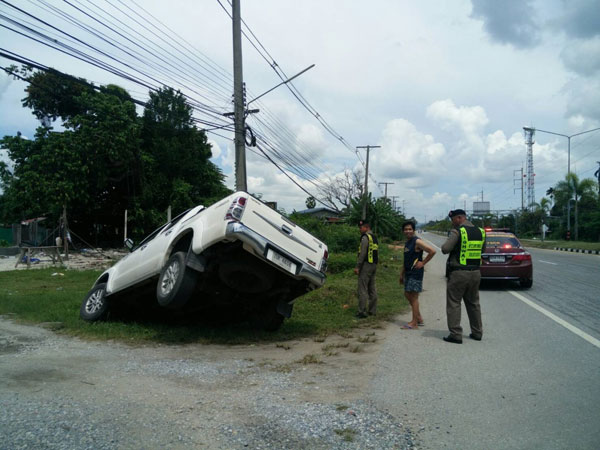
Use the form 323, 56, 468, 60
1, 0, 600, 223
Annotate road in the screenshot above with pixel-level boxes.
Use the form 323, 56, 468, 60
370, 232, 600, 449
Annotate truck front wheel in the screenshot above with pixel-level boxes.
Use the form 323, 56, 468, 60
157, 252, 197, 309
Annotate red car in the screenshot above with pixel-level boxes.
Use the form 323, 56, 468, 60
480, 228, 533, 288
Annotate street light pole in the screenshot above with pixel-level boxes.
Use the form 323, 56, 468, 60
526, 126, 600, 236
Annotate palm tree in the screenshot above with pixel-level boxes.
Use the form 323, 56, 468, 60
554, 173, 597, 240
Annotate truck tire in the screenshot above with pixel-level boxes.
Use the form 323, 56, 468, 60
257, 303, 285, 331
157, 252, 197, 309
218, 256, 273, 293
80, 283, 109, 322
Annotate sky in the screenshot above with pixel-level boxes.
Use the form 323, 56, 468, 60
1, 0, 600, 224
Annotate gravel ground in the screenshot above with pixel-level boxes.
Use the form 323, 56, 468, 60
0, 316, 421, 449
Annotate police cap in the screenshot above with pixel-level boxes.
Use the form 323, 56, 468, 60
448, 209, 466, 218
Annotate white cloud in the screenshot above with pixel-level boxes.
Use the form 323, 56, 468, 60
371, 118, 446, 188
207, 139, 222, 159
426, 99, 489, 142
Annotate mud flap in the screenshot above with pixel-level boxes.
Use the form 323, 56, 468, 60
276, 300, 294, 318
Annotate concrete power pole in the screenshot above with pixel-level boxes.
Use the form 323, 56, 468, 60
523, 127, 535, 211
357, 145, 381, 220
232, 0, 247, 191
378, 182, 394, 200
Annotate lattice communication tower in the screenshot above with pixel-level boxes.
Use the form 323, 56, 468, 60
523, 127, 535, 210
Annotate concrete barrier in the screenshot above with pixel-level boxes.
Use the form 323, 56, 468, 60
553, 247, 600, 255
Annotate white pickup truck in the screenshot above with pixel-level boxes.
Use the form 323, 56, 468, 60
80, 192, 329, 330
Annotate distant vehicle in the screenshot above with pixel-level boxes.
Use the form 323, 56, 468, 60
79, 192, 329, 330
480, 228, 533, 288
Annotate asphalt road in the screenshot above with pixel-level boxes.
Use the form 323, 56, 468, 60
370, 232, 600, 450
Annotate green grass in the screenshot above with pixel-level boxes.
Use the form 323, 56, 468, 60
0, 245, 408, 344
520, 238, 600, 251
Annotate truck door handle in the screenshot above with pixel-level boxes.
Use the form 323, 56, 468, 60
281, 225, 292, 235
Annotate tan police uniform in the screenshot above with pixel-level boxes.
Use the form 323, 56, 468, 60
441, 220, 485, 341
357, 230, 378, 316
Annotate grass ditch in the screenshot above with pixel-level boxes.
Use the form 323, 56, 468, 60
0, 245, 408, 344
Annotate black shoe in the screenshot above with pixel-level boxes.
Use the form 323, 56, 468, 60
469, 333, 482, 341
355, 312, 367, 319
443, 335, 463, 344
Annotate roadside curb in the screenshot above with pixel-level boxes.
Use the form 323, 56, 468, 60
554, 247, 600, 255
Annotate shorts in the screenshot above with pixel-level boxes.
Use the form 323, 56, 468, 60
404, 277, 423, 293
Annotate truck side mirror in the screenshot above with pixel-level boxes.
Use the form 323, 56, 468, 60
124, 238, 134, 251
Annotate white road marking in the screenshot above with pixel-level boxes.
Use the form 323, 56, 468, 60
538, 260, 558, 265
508, 290, 600, 349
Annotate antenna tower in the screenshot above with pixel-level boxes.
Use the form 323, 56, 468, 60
523, 127, 535, 210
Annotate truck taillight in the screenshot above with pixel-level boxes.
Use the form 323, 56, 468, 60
225, 196, 247, 221
323, 249, 329, 260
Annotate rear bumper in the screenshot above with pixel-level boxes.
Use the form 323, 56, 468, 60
480, 263, 532, 280
225, 221, 326, 287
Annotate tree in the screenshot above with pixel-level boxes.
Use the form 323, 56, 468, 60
345, 194, 405, 239
0, 73, 141, 238
316, 168, 363, 211
553, 173, 597, 240
305, 196, 316, 209
0, 67, 230, 245
137, 87, 229, 231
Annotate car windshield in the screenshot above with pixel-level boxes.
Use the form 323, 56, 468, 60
485, 235, 521, 249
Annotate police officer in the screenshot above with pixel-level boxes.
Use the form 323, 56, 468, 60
441, 209, 486, 343
354, 220, 378, 318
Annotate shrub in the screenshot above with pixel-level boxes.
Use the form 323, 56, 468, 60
326, 252, 356, 274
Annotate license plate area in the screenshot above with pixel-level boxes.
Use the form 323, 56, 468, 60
266, 249, 297, 274
489, 256, 506, 263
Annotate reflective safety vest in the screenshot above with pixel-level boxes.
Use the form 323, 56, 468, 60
358, 232, 379, 264
458, 226, 486, 266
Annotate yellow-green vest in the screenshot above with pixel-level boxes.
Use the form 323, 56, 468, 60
458, 226, 486, 266
358, 232, 379, 264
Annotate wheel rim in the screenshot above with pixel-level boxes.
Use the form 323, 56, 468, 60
161, 259, 180, 295
85, 288, 105, 313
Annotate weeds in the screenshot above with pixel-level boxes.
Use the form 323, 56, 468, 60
334, 428, 357, 442
297, 353, 321, 364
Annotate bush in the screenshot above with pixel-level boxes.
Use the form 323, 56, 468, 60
326, 252, 356, 274
288, 213, 358, 253
0, 239, 9, 247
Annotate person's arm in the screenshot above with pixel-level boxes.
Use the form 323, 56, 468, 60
441, 229, 459, 254
399, 264, 405, 284
414, 239, 436, 269
354, 235, 368, 274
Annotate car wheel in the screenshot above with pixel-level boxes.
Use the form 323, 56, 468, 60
520, 278, 533, 288
80, 283, 109, 322
156, 252, 197, 309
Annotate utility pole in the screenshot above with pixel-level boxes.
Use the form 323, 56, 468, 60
595, 161, 600, 194
378, 182, 394, 200
357, 145, 381, 220
232, 0, 246, 191
513, 167, 524, 210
